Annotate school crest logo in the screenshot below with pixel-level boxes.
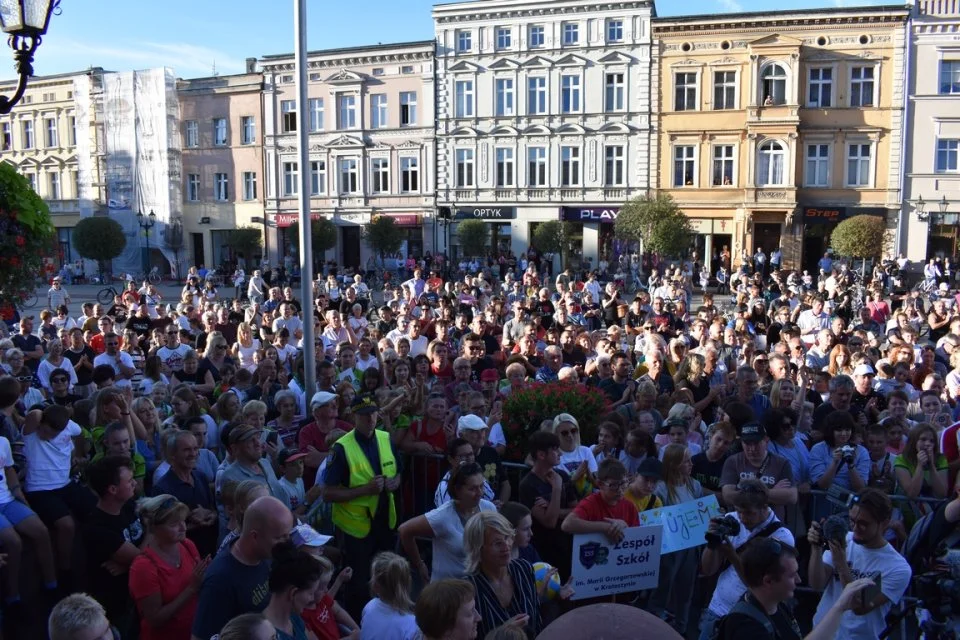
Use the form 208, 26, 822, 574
578, 541, 609, 569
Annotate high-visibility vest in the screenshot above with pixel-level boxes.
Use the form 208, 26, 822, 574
331, 429, 397, 538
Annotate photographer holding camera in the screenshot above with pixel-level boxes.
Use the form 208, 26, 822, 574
808, 488, 912, 640
698, 479, 795, 640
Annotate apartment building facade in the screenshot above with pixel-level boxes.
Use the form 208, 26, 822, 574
654, 5, 909, 272
433, 0, 655, 268
259, 41, 436, 269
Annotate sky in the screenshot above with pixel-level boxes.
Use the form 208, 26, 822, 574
10, 0, 895, 81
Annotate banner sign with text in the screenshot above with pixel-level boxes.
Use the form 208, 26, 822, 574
569, 525, 662, 600
637, 495, 722, 554
560, 206, 622, 222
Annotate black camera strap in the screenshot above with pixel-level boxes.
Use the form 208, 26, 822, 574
735, 520, 788, 553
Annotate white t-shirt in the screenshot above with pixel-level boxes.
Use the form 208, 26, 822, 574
812, 532, 912, 640
356, 354, 380, 372
93, 351, 136, 389
556, 445, 598, 477
37, 358, 78, 392
487, 423, 506, 449
24, 420, 81, 492
425, 499, 497, 581
156, 344, 191, 373
407, 335, 429, 358
0, 437, 15, 505
707, 510, 794, 616
360, 598, 419, 640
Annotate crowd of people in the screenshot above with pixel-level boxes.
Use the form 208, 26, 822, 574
1, 247, 959, 640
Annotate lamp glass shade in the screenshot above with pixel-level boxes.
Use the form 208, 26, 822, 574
0, 0, 54, 34
24, 0, 53, 32
136, 211, 144, 223
940, 196, 949, 215
148, 211, 157, 223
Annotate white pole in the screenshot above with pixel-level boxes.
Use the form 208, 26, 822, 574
294, 0, 316, 396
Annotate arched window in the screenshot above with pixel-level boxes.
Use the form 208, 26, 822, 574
757, 141, 786, 186
761, 64, 787, 105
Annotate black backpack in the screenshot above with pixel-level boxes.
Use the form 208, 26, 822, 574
710, 599, 776, 640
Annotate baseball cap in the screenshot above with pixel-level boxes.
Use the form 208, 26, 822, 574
940, 283, 950, 292
291, 523, 333, 548
352, 395, 379, 415
480, 369, 499, 382
457, 414, 488, 433
277, 448, 307, 466
740, 422, 766, 443
637, 457, 662, 480
310, 391, 337, 409
229, 424, 262, 445
660, 416, 688, 434
853, 363, 875, 377
552, 413, 579, 431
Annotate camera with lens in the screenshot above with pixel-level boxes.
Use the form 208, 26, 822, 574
705, 514, 741, 549
820, 514, 850, 549
839, 445, 857, 465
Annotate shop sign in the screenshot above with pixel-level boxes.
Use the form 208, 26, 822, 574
560, 206, 622, 222
378, 214, 421, 227
802, 206, 845, 224
274, 212, 321, 228
688, 218, 712, 234
455, 206, 516, 220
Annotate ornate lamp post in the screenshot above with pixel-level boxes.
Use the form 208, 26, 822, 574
915, 195, 928, 222
0, 0, 61, 114
136, 210, 157, 275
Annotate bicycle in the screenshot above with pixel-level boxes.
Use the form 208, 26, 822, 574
97, 278, 123, 305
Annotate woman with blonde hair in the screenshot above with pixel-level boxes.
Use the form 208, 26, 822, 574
827, 344, 854, 376
200, 331, 232, 383
666, 339, 688, 377
360, 551, 419, 640
129, 495, 210, 640
769, 377, 805, 413
232, 322, 261, 373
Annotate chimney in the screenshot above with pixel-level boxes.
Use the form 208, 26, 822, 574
245, 58, 257, 73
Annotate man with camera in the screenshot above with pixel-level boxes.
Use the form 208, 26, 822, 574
808, 488, 911, 640
698, 479, 795, 640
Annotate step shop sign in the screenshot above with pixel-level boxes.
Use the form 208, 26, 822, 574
560, 206, 622, 222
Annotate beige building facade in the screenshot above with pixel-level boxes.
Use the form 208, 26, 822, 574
901, 0, 960, 264
654, 6, 908, 273
259, 41, 436, 270
178, 70, 265, 270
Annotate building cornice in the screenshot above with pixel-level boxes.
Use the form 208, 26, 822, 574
653, 10, 908, 37
260, 41, 435, 72
433, 1, 653, 24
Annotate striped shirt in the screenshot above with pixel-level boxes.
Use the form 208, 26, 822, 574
467, 559, 542, 639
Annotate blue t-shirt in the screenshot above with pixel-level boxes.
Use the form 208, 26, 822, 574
191, 544, 271, 640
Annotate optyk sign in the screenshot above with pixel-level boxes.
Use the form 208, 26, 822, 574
455, 206, 516, 219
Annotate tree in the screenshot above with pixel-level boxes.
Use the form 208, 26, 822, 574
363, 215, 404, 262
457, 219, 490, 258
289, 217, 337, 272
615, 194, 693, 258
830, 215, 887, 276
73, 216, 126, 280
224, 226, 262, 262
0, 163, 55, 309
532, 220, 565, 255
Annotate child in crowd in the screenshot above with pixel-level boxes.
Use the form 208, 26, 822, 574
592, 422, 623, 464
624, 458, 664, 513
865, 423, 896, 493
277, 448, 307, 515
619, 428, 658, 476
294, 524, 359, 640
562, 458, 640, 541
658, 417, 702, 458
500, 501, 540, 564
360, 552, 419, 639
150, 382, 173, 422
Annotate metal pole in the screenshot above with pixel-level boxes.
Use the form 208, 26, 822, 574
294, 0, 316, 397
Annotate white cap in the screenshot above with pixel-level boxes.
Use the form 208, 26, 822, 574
853, 363, 875, 376
457, 414, 488, 434
310, 391, 337, 408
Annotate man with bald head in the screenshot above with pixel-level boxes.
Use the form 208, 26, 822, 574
191, 496, 293, 640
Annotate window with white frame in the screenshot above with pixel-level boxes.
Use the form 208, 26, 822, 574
283, 162, 298, 196
712, 145, 734, 186
561, 74, 581, 113
44, 117, 57, 147
457, 30, 472, 52
605, 73, 624, 112
21, 121, 33, 149
528, 147, 547, 187
371, 158, 389, 193
455, 80, 474, 118
761, 64, 787, 105
214, 173, 229, 201
281, 101, 297, 133
560, 146, 581, 187
562, 22, 579, 45
713, 71, 736, 110
242, 171, 257, 200
846, 143, 872, 187
495, 78, 515, 116
400, 156, 419, 192
675, 72, 697, 111
371, 94, 388, 129
70, 170, 79, 198
941, 60, 960, 95
496, 27, 512, 50
185, 120, 198, 147
455, 148, 474, 187
606, 19, 623, 43
528, 77, 547, 115
529, 25, 545, 48
311, 160, 326, 195
213, 118, 227, 146
339, 157, 359, 193
241, 116, 256, 144
48, 172, 60, 199
850, 66, 875, 107
187, 174, 200, 201
757, 141, 786, 186
400, 92, 417, 126
604, 145, 625, 186
805, 143, 830, 187
337, 95, 357, 129
808, 68, 833, 108
937, 139, 959, 173
309, 98, 324, 132
67, 116, 76, 146
23, 172, 35, 191
674, 145, 696, 187
495, 147, 514, 187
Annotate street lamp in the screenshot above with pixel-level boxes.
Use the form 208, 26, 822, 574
915, 195, 928, 222
136, 210, 157, 275
0, 0, 60, 114
939, 194, 949, 216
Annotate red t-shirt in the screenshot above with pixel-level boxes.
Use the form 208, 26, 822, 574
128, 539, 201, 640
941, 421, 960, 463
302, 594, 341, 640
572, 492, 640, 527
